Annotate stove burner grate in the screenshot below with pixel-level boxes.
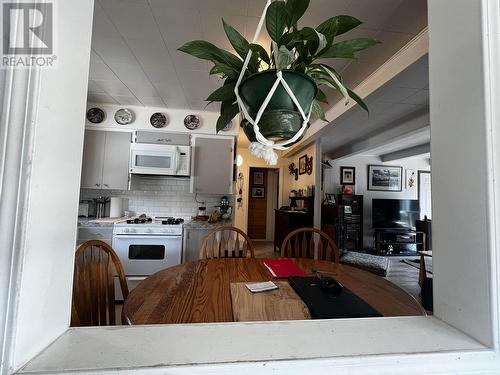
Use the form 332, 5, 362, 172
161, 218, 185, 225
126, 217, 153, 224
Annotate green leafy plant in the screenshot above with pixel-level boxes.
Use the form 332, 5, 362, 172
179, 0, 380, 132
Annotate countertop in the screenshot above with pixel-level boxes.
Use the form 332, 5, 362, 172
78, 217, 233, 230
78, 217, 127, 227
183, 220, 233, 230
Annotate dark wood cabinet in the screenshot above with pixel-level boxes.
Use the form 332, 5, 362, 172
321, 204, 342, 248
274, 209, 313, 252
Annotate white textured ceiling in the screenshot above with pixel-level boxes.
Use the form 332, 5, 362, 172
365, 131, 430, 158
87, 0, 428, 111
321, 55, 430, 156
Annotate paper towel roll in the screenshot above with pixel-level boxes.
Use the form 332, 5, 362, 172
109, 197, 123, 218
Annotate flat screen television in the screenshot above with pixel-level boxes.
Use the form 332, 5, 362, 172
372, 199, 420, 230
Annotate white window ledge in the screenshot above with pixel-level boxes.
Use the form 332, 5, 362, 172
19, 316, 496, 374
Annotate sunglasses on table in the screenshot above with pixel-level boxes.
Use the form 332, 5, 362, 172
308, 270, 344, 296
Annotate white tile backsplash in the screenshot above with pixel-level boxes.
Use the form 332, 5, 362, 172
80, 175, 233, 220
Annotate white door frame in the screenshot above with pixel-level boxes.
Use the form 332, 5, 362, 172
418, 170, 432, 219
266, 168, 279, 241
0, 50, 42, 375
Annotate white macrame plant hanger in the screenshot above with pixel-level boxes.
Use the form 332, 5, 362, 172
234, 0, 312, 165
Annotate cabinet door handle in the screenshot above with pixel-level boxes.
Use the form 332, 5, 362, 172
156, 138, 172, 143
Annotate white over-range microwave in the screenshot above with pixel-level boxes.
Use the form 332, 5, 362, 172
130, 143, 191, 176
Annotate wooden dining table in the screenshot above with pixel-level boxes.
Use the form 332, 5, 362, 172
123, 258, 426, 325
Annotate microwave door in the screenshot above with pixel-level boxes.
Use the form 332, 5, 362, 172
130, 149, 176, 175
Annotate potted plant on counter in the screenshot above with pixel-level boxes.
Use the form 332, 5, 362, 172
179, 0, 379, 146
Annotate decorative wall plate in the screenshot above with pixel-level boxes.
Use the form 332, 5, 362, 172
150, 112, 168, 128
86, 107, 105, 124
184, 114, 200, 130
114, 108, 134, 125
222, 120, 233, 132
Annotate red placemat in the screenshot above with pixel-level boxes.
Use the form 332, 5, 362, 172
262, 259, 306, 278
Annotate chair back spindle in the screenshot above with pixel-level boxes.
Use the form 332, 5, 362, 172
280, 227, 340, 263
201, 226, 255, 259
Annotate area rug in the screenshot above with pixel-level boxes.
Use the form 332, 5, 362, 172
402, 258, 433, 274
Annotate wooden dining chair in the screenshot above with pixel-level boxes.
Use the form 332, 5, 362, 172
280, 227, 340, 263
71, 240, 129, 327
200, 226, 255, 259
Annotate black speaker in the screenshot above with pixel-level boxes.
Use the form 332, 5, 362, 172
421, 277, 433, 311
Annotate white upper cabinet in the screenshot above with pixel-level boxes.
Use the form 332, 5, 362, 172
190, 135, 234, 195
81, 130, 105, 189
81, 130, 131, 190
102, 132, 132, 189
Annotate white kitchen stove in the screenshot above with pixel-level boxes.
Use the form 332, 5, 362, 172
112, 216, 185, 300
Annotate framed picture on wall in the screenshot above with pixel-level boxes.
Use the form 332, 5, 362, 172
406, 169, 416, 189
367, 165, 403, 191
299, 155, 307, 175
251, 187, 265, 199
253, 171, 264, 185
340, 166, 356, 185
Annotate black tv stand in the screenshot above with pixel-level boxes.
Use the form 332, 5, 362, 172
375, 228, 426, 256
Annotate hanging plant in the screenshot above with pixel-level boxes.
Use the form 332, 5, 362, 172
179, 0, 379, 162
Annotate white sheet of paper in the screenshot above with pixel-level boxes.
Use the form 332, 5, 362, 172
245, 281, 279, 293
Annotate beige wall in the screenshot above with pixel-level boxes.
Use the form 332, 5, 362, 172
282, 143, 316, 197
234, 139, 317, 234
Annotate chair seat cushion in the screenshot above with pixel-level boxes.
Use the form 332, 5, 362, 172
340, 251, 390, 276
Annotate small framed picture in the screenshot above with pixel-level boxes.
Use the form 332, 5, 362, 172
340, 166, 356, 185
368, 165, 403, 192
251, 187, 265, 199
299, 155, 307, 175
406, 169, 416, 189
253, 171, 264, 185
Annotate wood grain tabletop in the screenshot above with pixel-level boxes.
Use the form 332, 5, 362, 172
123, 258, 426, 325
230, 281, 311, 322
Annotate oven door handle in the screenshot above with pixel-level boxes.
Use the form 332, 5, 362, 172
174, 146, 181, 175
